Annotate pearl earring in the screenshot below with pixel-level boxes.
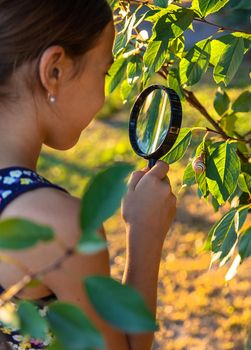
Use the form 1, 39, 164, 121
48, 93, 56, 103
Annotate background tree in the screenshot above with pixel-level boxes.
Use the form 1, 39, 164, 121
107, 0, 251, 280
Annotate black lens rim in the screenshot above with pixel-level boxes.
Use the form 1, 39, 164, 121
129, 84, 182, 160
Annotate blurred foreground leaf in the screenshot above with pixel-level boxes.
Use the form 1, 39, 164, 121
0, 219, 54, 250
78, 162, 134, 254
47, 302, 105, 350
17, 301, 48, 341
84, 276, 158, 333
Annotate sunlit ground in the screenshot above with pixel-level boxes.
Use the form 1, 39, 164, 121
38, 66, 251, 349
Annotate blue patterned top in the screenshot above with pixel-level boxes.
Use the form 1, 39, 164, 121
0, 166, 69, 215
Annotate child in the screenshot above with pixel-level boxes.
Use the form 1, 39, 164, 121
0, 1, 176, 349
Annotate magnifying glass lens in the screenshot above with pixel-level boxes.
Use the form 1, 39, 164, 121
136, 89, 171, 155
129, 84, 182, 168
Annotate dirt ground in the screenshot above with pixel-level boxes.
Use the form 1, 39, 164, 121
106, 188, 251, 350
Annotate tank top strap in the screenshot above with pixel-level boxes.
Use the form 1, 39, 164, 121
0, 166, 69, 215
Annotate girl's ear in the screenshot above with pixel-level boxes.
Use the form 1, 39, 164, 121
38, 46, 67, 96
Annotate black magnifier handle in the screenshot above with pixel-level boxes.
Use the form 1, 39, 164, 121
148, 159, 157, 168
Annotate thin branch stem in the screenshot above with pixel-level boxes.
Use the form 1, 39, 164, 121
191, 127, 250, 144
0, 247, 75, 307
194, 17, 251, 35
205, 128, 251, 144
182, 89, 249, 162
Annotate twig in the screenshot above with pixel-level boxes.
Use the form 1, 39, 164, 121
183, 89, 249, 163
194, 17, 251, 35
0, 248, 75, 307
206, 128, 251, 144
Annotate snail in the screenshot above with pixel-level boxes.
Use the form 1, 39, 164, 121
192, 154, 206, 174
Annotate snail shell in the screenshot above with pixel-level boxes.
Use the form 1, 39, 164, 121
192, 156, 206, 174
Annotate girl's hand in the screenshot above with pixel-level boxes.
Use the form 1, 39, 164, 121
121, 160, 176, 248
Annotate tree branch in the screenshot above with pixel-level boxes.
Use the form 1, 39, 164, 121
206, 128, 251, 145
194, 17, 251, 35
0, 247, 75, 307
183, 89, 249, 163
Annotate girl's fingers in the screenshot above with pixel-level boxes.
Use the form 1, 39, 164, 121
127, 169, 147, 191
147, 160, 169, 180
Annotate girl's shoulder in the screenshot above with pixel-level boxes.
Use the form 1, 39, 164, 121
0, 185, 108, 306
1, 186, 82, 248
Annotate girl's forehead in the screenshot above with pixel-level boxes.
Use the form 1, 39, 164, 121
93, 21, 115, 56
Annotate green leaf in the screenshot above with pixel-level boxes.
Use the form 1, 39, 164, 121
219, 113, 237, 135
125, 14, 137, 46
180, 38, 211, 86
213, 36, 244, 85
47, 302, 105, 350
84, 276, 158, 333
143, 6, 194, 82
239, 227, 251, 261
193, 141, 208, 197
17, 301, 48, 341
120, 78, 139, 104
168, 35, 185, 59
143, 12, 171, 80
160, 6, 194, 39
113, 32, 126, 57
232, 91, 251, 113
127, 55, 142, 85
145, 9, 166, 23
214, 88, 230, 116
206, 141, 241, 204
0, 218, 54, 250
105, 58, 128, 94
78, 163, 134, 254
192, 0, 229, 17
211, 195, 220, 212
120, 79, 132, 103
238, 173, 251, 195
203, 217, 219, 251
161, 128, 193, 164
182, 162, 196, 188
143, 40, 169, 82
113, 14, 136, 56
210, 34, 250, 67
196, 166, 209, 198
211, 206, 248, 261
168, 67, 185, 100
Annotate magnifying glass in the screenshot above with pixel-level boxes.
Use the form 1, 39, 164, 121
129, 84, 182, 168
